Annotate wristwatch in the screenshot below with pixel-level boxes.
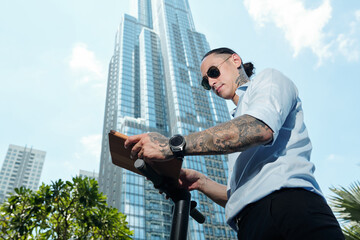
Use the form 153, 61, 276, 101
169, 134, 186, 159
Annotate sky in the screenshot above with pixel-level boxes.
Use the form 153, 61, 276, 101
1, 0, 359, 199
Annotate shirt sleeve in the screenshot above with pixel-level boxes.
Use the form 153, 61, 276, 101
243, 69, 298, 144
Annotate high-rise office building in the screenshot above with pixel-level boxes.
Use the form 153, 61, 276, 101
99, 0, 236, 239
78, 169, 99, 181
0, 144, 46, 203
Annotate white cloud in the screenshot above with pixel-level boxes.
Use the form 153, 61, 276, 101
337, 34, 359, 62
64, 134, 102, 175
80, 134, 102, 159
69, 43, 106, 86
63, 160, 77, 172
356, 10, 360, 22
336, 10, 360, 62
243, 1, 360, 64
326, 154, 344, 163
243, 0, 333, 64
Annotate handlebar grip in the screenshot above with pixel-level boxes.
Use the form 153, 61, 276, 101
190, 201, 205, 223
190, 208, 205, 224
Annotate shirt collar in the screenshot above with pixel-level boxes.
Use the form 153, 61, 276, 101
230, 81, 251, 117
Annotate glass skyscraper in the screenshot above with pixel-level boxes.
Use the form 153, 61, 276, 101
99, 0, 236, 239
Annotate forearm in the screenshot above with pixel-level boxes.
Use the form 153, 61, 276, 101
184, 114, 273, 155
198, 176, 228, 207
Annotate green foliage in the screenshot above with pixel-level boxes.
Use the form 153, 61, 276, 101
0, 177, 133, 239
330, 181, 360, 240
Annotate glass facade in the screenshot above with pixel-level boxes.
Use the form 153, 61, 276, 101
98, 0, 236, 239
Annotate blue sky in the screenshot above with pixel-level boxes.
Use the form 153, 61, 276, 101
1, 0, 359, 199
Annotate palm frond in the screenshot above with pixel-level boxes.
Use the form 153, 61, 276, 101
342, 224, 360, 240
330, 181, 360, 223
330, 181, 360, 240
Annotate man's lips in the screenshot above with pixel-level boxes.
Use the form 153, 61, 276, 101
215, 84, 223, 93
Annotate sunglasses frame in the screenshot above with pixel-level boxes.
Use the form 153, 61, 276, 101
201, 55, 232, 90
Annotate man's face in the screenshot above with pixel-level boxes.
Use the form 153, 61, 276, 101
200, 53, 241, 99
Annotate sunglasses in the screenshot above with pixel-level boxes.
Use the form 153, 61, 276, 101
201, 55, 232, 90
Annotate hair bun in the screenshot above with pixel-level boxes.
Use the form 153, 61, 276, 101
243, 62, 255, 78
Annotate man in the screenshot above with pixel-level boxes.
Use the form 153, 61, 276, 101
124, 48, 344, 239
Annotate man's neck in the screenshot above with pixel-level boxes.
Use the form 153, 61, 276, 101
236, 65, 250, 87
232, 94, 239, 106
232, 66, 249, 105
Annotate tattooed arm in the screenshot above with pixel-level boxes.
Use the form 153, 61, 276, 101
125, 114, 272, 161
124, 114, 272, 207
184, 114, 273, 155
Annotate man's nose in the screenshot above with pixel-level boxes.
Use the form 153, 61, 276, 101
208, 77, 218, 89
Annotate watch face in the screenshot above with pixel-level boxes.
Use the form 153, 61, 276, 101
170, 135, 184, 147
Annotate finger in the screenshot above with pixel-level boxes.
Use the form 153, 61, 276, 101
138, 149, 144, 159
179, 169, 188, 180
179, 168, 186, 176
124, 134, 145, 149
130, 141, 143, 160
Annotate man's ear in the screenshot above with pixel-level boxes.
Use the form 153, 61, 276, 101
232, 54, 242, 68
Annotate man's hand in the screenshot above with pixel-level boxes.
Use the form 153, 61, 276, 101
179, 168, 228, 207
124, 132, 173, 161
178, 169, 207, 192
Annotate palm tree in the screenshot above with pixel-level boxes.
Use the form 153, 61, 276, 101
330, 181, 360, 240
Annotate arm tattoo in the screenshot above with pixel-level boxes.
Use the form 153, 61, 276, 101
148, 132, 171, 157
185, 115, 273, 155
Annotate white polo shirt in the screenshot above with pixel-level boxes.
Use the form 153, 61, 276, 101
225, 68, 323, 230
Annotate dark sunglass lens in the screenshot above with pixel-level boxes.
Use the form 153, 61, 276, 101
201, 77, 211, 90
207, 67, 220, 78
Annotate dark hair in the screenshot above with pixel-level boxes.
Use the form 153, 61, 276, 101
202, 47, 255, 78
